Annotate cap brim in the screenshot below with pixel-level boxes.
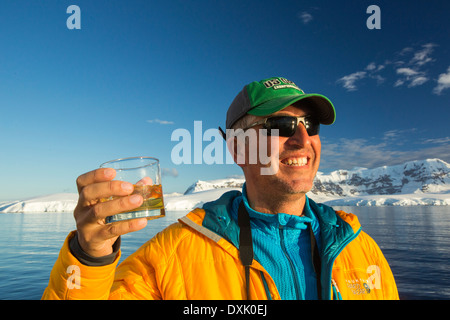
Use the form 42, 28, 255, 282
247, 93, 336, 125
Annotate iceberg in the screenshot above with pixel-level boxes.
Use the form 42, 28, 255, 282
0, 193, 79, 213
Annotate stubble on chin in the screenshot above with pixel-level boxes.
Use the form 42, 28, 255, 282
261, 170, 315, 197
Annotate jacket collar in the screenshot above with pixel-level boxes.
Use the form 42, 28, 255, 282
200, 190, 241, 248
182, 189, 361, 263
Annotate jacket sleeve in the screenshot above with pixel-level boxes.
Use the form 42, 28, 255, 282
108, 248, 163, 300
108, 227, 177, 300
372, 238, 399, 300
42, 230, 166, 300
41, 231, 121, 300
358, 231, 399, 300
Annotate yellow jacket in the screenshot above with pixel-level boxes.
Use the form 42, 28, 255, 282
42, 191, 398, 300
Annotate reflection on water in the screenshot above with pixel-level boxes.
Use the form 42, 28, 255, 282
0, 211, 188, 300
334, 206, 450, 300
0, 206, 449, 300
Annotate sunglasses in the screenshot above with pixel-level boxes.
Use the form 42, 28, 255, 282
242, 115, 320, 137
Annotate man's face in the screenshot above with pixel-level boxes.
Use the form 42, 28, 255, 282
241, 104, 321, 197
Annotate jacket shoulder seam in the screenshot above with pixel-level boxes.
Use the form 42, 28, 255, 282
179, 216, 222, 243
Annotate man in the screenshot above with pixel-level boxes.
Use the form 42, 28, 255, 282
42, 76, 399, 300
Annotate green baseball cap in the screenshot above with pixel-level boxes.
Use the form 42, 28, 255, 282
226, 76, 336, 129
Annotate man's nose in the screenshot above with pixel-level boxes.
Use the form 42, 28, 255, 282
286, 122, 312, 147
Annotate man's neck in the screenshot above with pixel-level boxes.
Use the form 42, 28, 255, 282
245, 184, 306, 216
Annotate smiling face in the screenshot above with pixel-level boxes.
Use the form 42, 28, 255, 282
239, 103, 321, 206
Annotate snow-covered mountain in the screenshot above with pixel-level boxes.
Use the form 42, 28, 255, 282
184, 159, 450, 197
311, 158, 450, 197
1, 159, 449, 213
183, 178, 245, 195
179, 159, 450, 206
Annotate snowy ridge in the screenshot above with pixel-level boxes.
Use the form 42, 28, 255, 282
183, 178, 245, 195
0, 193, 79, 213
1, 159, 449, 213
312, 158, 450, 196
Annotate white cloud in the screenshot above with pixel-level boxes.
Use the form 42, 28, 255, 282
410, 43, 436, 67
394, 79, 404, 87
433, 66, 450, 95
395, 67, 428, 87
162, 167, 179, 177
365, 62, 376, 71
337, 63, 385, 91
147, 119, 174, 125
337, 43, 440, 92
336, 71, 366, 91
298, 11, 313, 24
371, 74, 385, 84
422, 137, 450, 144
399, 47, 414, 56
393, 43, 436, 88
383, 128, 417, 141
321, 137, 396, 169
395, 43, 436, 68
409, 76, 428, 87
396, 67, 419, 77
320, 130, 450, 170
365, 62, 384, 72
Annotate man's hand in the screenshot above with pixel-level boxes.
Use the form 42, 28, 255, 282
74, 168, 148, 257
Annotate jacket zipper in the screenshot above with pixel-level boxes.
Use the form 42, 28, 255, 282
279, 225, 301, 299
331, 279, 342, 300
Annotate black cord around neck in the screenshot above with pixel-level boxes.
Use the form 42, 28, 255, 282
238, 201, 253, 300
237, 202, 322, 300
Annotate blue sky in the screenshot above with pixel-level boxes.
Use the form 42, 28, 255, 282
1, 0, 449, 200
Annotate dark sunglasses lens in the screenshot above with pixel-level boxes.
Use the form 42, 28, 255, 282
264, 117, 296, 136
305, 118, 320, 136
264, 116, 320, 137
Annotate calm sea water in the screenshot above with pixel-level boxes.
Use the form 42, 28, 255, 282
0, 206, 449, 300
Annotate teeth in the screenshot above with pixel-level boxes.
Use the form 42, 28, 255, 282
283, 157, 307, 166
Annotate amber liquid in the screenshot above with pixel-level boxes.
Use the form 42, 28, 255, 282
102, 184, 165, 223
